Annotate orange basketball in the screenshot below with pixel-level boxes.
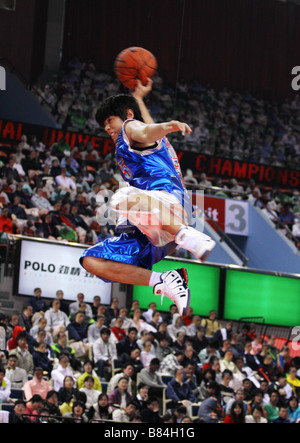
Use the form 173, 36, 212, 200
114, 47, 157, 90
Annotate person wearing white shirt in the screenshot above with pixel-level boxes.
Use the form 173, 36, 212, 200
93, 328, 117, 378
44, 299, 70, 336
0, 367, 11, 404
50, 355, 74, 392
5, 354, 28, 389
142, 302, 163, 324
69, 293, 93, 317
55, 167, 77, 192
87, 315, 106, 343
79, 376, 100, 409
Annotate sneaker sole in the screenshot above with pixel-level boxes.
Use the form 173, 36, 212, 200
181, 287, 191, 317
177, 268, 190, 316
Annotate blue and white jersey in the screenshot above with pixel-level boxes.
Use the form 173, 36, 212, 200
115, 119, 189, 206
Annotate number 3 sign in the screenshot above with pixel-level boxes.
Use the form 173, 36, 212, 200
225, 200, 249, 236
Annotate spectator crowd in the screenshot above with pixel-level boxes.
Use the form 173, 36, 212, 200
0, 291, 300, 424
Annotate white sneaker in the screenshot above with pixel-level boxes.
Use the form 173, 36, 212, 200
175, 226, 216, 262
153, 268, 190, 316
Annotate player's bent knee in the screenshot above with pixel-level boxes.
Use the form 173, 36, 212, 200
81, 256, 107, 276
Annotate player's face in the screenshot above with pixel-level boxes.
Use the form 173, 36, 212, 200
104, 115, 124, 143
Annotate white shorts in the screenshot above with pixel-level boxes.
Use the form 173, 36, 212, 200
110, 186, 189, 247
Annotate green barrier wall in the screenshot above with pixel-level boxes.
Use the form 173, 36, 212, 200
131, 258, 300, 327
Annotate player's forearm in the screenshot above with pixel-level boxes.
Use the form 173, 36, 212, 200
134, 96, 154, 125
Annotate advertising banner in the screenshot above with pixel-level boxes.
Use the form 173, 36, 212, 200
16, 239, 112, 304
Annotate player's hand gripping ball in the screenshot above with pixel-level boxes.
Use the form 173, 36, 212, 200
114, 47, 157, 90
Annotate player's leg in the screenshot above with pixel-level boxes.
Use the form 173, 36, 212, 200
82, 255, 190, 316
114, 189, 216, 261
82, 256, 152, 286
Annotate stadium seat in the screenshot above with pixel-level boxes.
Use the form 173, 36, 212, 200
10, 389, 24, 400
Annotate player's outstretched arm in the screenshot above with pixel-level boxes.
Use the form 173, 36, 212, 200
126, 118, 192, 145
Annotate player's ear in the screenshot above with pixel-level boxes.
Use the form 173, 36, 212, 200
126, 109, 135, 119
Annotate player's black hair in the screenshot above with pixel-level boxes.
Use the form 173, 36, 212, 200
96, 94, 144, 127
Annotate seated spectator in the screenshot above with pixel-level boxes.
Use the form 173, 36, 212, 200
87, 392, 113, 422
141, 340, 157, 368
44, 390, 62, 419
44, 299, 70, 336
132, 382, 149, 411
62, 400, 88, 423
288, 395, 300, 422
41, 213, 60, 239
186, 315, 201, 336
111, 399, 139, 423
67, 312, 89, 342
220, 350, 237, 373
57, 375, 79, 405
76, 359, 102, 392
271, 405, 293, 423
51, 331, 77, 363
286, 366, 300, 393
87, 315, 107, 343
197, 381, 223, 423
0, 206, 14, 234
128, 308, 157, 335
50, 354, 75, 391
172, 331, 186, 352
18, 305, 33, 333
248, 389, 268, 418
0, 365, 11, 403
116, 327, 139, 358
23, 367, 52, 401
264, 390, 280, 422
223, 400, 245, 423
31, 187, 53, 212
5, 354, 28, 389
107, 362, 135, 396
140, 397, 161, 423
32, 342, 53, 376
167, 313, 188, 343
108, 376, 132, 410
79, 375, 100, 410
55, 167, 77, 192
200, 310, 222, 338
110, 317, 127, 343
105, 297, 120, 325
166, 366, 197, 412
69, 292, 93, 317
9, 331, 34, 376
192, 327, 209, 354
24, 394, 44, 422
160, 351, 185, 377
225, 389, 248, 416
29, 317, 53, 346
245, 405, 268, 423
138, 358, 167, 398
155, 335, 173, 362
219, 370, 235, 406
9, 400, 31, 423
142, 302, 162, 324
93, 327, 117, 379
242, 378, 256, 402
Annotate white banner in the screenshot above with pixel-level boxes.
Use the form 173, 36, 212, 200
17, 239, 112, 304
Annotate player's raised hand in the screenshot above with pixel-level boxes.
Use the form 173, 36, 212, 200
132, 78, 153, 100
165, 120, 192, 136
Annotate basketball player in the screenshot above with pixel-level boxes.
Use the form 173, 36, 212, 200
80, 79, 215, 316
